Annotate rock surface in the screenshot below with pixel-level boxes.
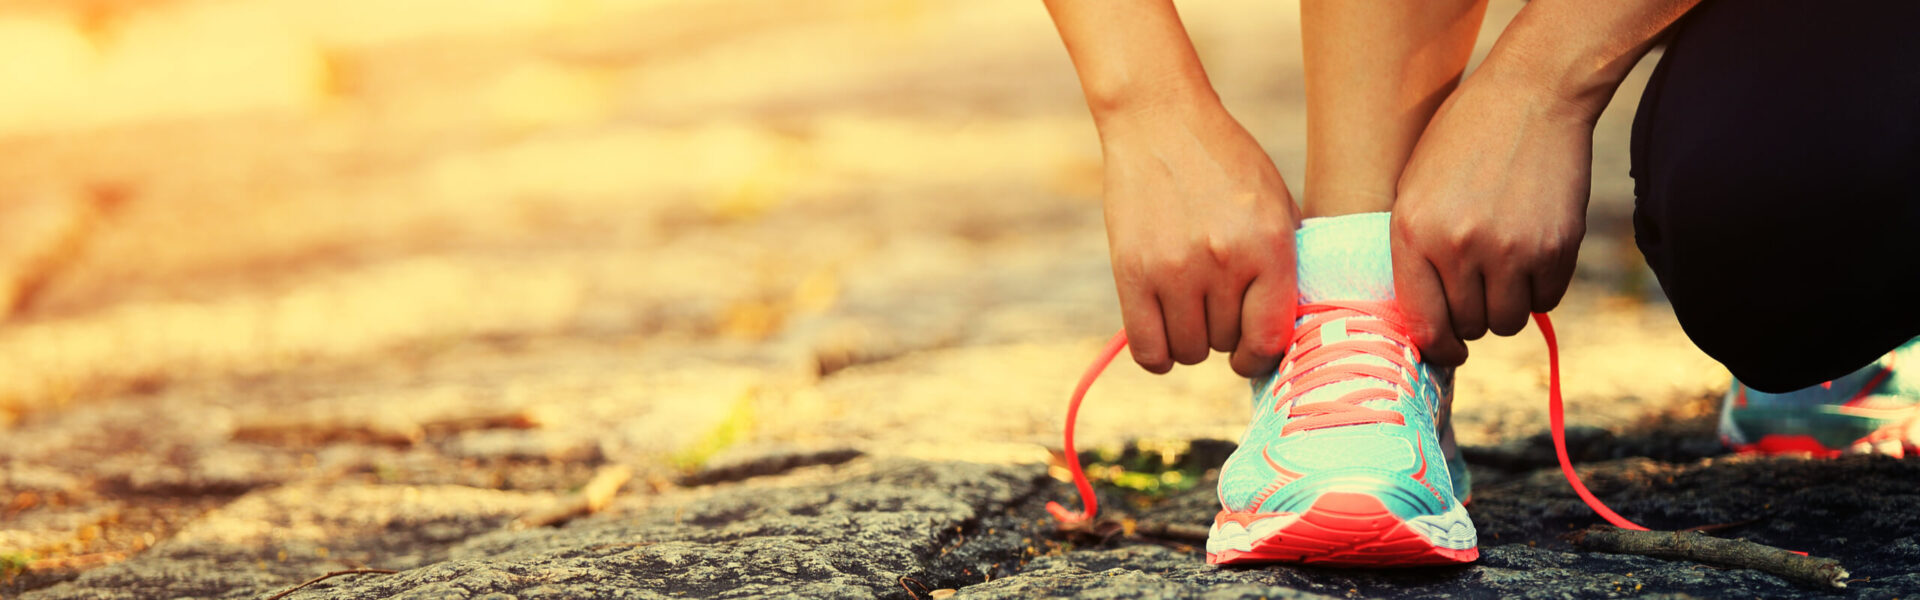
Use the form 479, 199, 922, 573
23, 453, 1920, 599
1, 0, 1910, 599
24, 460, 1051, 599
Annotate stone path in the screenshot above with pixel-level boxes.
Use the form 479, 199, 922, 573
2, 1, 1911, 598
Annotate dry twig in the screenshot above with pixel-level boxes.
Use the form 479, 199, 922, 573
264, 568, 397, 600
897, 575, 930, 599
421, 409, 546, 433
1569, 526, 1849, 589
1680, 517, 1763, 534
511, 465, 633, 530
233, 414, 425, 446
234, 408, 546, 447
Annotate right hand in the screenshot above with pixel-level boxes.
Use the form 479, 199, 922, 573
1096, 102, 1301, 377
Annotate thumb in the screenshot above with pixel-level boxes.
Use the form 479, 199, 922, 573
1230, 256, 1297, 378
1392, 222, 1468, 366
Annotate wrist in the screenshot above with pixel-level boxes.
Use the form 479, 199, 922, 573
1084, 72, 1224, 130
1473, 1, 1673, 125
1465, 56, 1609, 128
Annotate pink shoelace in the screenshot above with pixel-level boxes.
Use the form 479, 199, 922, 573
1045, 309, 1650, 533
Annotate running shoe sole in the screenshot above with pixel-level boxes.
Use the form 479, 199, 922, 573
1206, 491, 1478, 566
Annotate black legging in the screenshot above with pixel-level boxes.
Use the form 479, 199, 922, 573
1629, 0, 1920, 392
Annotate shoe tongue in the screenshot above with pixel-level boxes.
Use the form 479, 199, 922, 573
1288, 213, 1406, 414
1296, 212, 1395, 304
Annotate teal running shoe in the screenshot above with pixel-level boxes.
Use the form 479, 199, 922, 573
1049, 213, 1494, 566
1204, 299, 1477, 566
1720, 336, 1920, 457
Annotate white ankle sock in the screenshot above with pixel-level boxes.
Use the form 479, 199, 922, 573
1296, 212, 1395, 304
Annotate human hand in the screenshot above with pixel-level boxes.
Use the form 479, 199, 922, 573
1097, 103, 1301, 377
1389, 74, 1593, 366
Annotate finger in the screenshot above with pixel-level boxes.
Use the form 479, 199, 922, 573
1159, 288, 1212, 366
1445, 267, 1490, 342
1206, 277, 1248, 353
1117, 283, 1173, 374
1391, 224, 1468, 366
1230, 269, 1297, 377
1485, 268, 1532, 337
1531, 245, 1580, 312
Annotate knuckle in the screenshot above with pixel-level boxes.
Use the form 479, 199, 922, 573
1210, 333, 1239, 353
1390, 212, 1422, 243
1562, 221, 1588, 243
1543, 224, 1585, 256
1452, 312, 1487, 340
1490, 233, 1522, 256
1258, 218, 1295, 243
1171, 341, 1209, 364
1205, 233, 1233, 266
1132, 347, 1170, 371
1391, 207, 1419, 227
1231, 355, 1272, 378
1114, 254, 1152, 282
1441, 224, 1477, 252
1533, 290, 1564, 312
1248, 333, 1289, 359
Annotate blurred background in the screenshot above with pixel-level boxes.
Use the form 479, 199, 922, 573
0, 0, 1727, 589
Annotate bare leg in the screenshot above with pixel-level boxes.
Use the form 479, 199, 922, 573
1298, 1, 1490, 473
1301, 0, 1487, 218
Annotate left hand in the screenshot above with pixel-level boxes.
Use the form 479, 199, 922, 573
1390, 73, 1594, 366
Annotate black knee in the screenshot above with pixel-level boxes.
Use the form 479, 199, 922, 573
1629, 0, 1920, 392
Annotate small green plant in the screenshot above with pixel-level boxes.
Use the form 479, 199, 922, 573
668, 391, 756, 472
2, 550, 35, 581
1093, 464, 1203, 498
1082, 439, 1207, 499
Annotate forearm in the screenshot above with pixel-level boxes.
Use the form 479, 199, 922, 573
1300, 0, 1487, 216
1474, 0, 1701, 123
1041, 0, 1223, 129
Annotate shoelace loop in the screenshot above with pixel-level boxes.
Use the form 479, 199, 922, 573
1046, 310, 1651, 534
1273, 301, 1418, 435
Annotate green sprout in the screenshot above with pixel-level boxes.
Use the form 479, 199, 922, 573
1, 550, 35, 581
668, 391, 756, 472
